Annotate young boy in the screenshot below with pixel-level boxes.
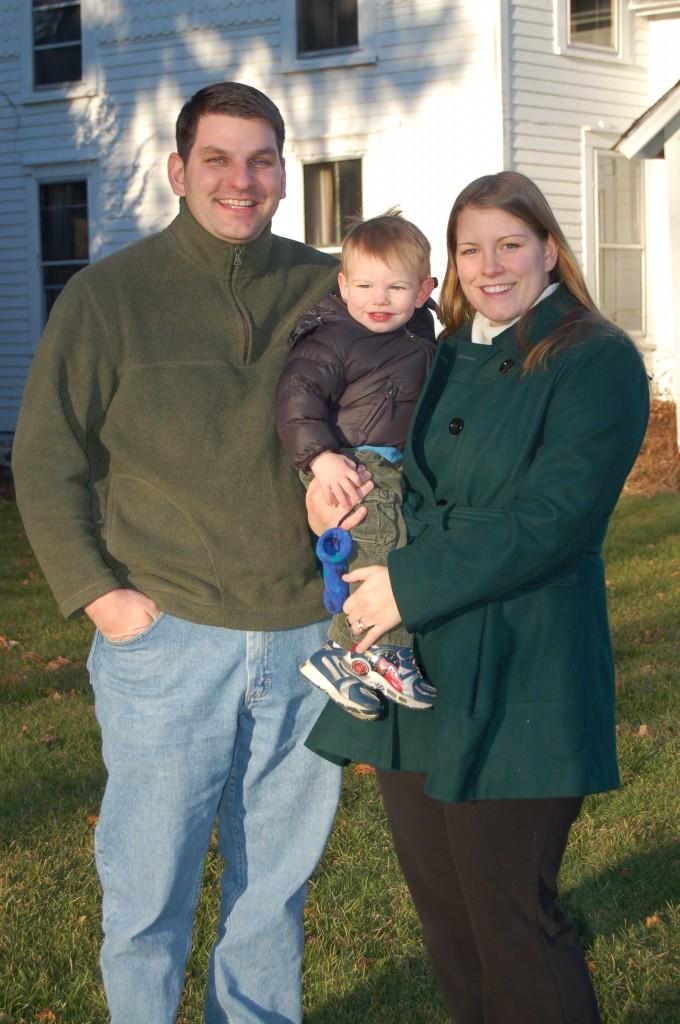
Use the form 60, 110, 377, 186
276, 211, 437, 721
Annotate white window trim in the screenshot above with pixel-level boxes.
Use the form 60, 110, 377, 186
20, 1, 98, 105
288, 133, 368, 252
281, 0, 377, 73
553, 0, 632, 62
582, 129, 646, 336
23, 160, 99, 350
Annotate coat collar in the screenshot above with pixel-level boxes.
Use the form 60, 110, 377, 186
165, 197, 274, 278
454, 284, 582, 362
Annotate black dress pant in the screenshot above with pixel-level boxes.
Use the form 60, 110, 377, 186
377, 770, 601, 1024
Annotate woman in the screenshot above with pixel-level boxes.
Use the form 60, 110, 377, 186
305, 171, 649, 1023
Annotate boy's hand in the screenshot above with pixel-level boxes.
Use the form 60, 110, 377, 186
310, 451, 366, 508
305, 473, 374, 535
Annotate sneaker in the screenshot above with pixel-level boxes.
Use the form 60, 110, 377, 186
344, 644, 435, 711
300, 642, 385, 721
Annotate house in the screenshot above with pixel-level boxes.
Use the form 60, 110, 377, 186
1, 0, 678, 472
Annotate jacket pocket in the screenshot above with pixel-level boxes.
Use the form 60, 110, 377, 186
358, 383, 399, 439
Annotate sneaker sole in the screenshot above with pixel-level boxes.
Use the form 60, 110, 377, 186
344, 659, 434, 711
300, 662, 383, 721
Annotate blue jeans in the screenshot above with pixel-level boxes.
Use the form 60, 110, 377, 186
88, 614, 341, 1024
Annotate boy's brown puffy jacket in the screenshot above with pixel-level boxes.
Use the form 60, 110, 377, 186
276, 294, 437, 471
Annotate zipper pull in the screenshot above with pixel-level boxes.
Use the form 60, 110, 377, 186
234, 246, 242, 268
386, 383, 397, 419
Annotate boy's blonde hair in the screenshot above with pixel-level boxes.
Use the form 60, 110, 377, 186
341, 207, 431, 281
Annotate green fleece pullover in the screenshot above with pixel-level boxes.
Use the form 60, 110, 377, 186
13, 200, 339, 629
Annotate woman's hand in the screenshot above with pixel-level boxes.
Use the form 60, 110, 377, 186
343, 566, 402, 652
305, 472, 374, 536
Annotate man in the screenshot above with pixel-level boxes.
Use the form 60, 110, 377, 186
12, 82, 346, 1024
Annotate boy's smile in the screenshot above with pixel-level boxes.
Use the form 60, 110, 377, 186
338, 253, 434, 334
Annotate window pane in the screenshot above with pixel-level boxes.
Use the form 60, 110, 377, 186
34, 43, 82, 86
569, 0, 614, 48
42, 263, 85, 319
304, 160, 362, 248
40, 181, 89, 261
33, 5, 81, 45
297, 0, 358, 53
599, 250, 643, 332
597, 154, 641, 244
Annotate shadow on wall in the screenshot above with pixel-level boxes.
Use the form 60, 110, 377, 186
81, 0, 466, 245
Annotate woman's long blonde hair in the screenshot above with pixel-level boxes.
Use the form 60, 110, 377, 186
439, 171, 611, 370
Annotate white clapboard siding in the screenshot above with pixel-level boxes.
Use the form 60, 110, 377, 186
1, 0, 671, 433
0, 0, 505, 431
507, 0, 650, 262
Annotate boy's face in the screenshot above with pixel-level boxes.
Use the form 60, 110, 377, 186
338, 253, 434, 334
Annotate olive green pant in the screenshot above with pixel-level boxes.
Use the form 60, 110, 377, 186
302, 449, 412, 651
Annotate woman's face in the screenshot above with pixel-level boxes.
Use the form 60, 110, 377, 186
454, 206, 558, 325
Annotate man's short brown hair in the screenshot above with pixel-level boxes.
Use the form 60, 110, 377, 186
175, 82, 285, 162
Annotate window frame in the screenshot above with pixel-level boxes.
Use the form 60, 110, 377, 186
583, 130, 646, 336
281, 0, 377, 73
20, 0, 97, 104
24, 161, 98, 349
553, 0, 632, 62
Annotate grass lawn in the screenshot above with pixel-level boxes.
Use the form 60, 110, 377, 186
1, 493, 679, 1023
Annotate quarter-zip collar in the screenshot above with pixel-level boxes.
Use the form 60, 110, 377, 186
166, 197, 274, 278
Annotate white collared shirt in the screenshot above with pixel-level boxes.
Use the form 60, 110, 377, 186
470, 282, 560, 345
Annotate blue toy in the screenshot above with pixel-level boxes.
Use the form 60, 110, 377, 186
316, 527, 353, 614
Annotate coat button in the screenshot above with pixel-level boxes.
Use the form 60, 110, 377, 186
499, 358, 515, 373
436, 498, 448, 507
449, 417, 464, 435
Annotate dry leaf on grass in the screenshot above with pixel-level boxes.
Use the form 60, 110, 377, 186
23, 651, 43, 664
645, 914, 662, 928
0, 635, 19, 651
637, 724, 649, 737
35, 1012, 57, 1023
354, 763, 375, 775
45, 656, 72, 671
85, 814, 99, 827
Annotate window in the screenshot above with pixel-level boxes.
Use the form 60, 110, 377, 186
39, 180, 89, 321
596, 152, 644, 332
32, 0, 82, 89
304, 160, 362, 249
569, 0, 614, 48
554, 0, 629, 60
281, 0, 376, 72
297, 0, 358, 55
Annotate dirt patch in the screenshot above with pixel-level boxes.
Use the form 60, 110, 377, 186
625, 400, 680, 495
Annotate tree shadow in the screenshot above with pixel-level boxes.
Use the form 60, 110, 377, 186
305, 954, 447, 1024
562, 840, 680, 945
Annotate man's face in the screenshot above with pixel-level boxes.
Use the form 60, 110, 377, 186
167, 114, 286, 244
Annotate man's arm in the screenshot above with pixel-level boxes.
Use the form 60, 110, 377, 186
12, 271, 124, 619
